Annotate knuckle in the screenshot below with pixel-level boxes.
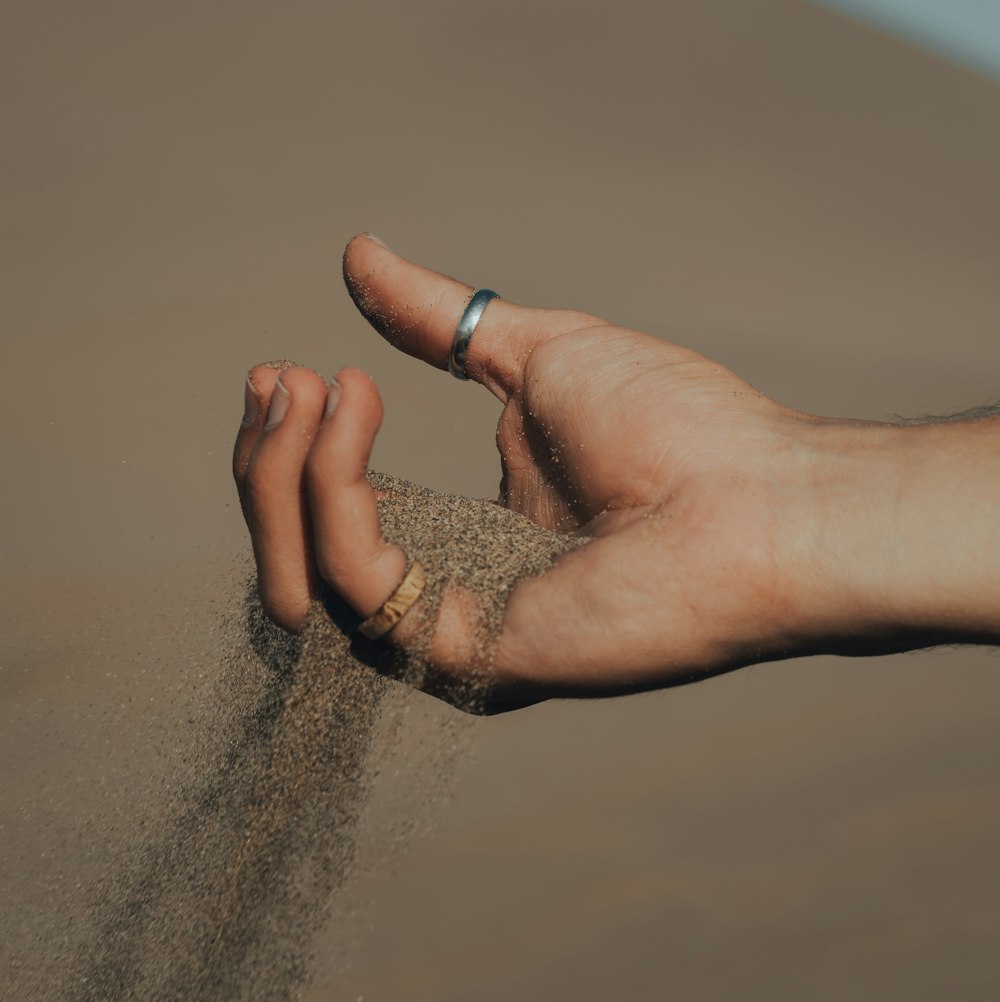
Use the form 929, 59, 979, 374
316, 550, 349, 589
495, 416, 519, 456
257, 573, 311, 634
549, 308, 603, 332
259, 592, 306, 634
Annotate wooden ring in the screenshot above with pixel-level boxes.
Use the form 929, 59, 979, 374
357, 561, 427, 640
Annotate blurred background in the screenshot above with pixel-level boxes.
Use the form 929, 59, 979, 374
2, 1, 999, 999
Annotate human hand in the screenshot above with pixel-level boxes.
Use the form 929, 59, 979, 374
233, 235, 1000, 708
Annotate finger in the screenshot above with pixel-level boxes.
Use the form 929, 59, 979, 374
305, 367, 410, 620
233, 361, 292, 509
306, 371, 511, 684
243, 365, 328, 631
342, 233, 591, 401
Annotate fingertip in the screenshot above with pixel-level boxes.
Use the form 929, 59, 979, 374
334, 364, 378, 386
343, 231, 392, 270
263, 374, 291, 430
247, 362, 280, 399
342, 234, 390, 310
311, 369, 384, 486
332, 366, 383, 423
235, 363, 284, 485
278, 364, 327, 403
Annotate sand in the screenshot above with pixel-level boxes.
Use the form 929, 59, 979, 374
47, 474, 585, 1001
331, 472, 588, 713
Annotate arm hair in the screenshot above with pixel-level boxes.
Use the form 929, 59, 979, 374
893, 401, 1000, 425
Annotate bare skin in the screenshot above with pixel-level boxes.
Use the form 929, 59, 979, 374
233, 234, 1000, 707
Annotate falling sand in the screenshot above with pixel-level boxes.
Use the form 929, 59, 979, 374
35, 473, 586, 1001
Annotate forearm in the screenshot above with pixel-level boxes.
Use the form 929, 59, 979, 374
801, 415, 1000, 653
884, 415, 1000, 643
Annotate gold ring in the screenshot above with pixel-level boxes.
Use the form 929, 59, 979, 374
357, 561, 427, 640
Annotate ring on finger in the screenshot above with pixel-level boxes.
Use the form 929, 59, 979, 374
357, 560, 427, 640
449, 289, 499, 381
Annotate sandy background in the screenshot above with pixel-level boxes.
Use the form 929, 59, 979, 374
3, 0, 1000, 999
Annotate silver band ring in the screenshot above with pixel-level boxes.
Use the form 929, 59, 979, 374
449, 289, 499, 381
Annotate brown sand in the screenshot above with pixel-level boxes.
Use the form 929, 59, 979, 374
334, 472, 588, 713
51, 474, 584, 1001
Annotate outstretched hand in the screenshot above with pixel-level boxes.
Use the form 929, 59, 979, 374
234, 234, 997, 708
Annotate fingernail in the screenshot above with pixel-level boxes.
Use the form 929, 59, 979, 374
241, 375, 259, 426
324, 378, 342, 418
265, 378, 290, 429
365, 232, 390, 249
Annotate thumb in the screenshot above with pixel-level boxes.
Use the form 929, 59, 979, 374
342, 233, 553, 401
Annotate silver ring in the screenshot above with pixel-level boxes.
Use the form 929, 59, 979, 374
449, 289, 499, 381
